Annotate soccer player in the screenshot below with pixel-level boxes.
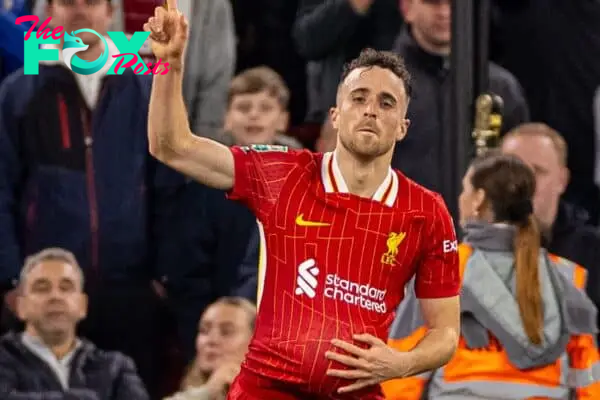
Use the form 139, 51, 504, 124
144, 1, 461, 398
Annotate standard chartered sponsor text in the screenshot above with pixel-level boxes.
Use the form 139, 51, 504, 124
324, 274, 387, 313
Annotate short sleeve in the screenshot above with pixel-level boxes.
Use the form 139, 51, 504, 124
227, 145, 303, 219
415, 195, 460, 299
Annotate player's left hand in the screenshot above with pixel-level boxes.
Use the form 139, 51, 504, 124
325, 333, 408, 393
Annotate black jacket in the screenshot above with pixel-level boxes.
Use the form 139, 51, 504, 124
0, 332, 149, 400
391, 29, 530, 220
293, 0, 402, 122
547, 202, 600, 321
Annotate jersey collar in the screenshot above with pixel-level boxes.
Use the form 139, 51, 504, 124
320, 151, 398, 207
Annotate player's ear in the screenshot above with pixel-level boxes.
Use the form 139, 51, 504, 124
329, 107, 340, 130
395, 119, 410, 142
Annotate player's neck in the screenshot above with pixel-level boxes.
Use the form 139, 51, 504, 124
334, 149, 390, 198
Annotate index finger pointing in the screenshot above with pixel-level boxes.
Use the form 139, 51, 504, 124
165, 0, 178, 10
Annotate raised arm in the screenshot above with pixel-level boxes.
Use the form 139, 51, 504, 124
144, 0, 234, 190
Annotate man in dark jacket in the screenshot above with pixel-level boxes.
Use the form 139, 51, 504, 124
0, 0, 182, 397
293, 0, 402, 124
501, 123, 600, 332
391, 0, 529, 220
0, 248, 148, 400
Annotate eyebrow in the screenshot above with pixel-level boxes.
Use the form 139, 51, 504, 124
31, 278, 50, 287
349, 88, 369, 96
349, 88, 397, 102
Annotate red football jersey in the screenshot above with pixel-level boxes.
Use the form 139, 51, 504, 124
227, 146, 459, 398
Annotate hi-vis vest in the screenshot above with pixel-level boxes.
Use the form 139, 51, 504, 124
383, 244, 600, 400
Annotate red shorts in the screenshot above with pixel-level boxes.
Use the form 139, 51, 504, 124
226, 370, 308, 400
227, 369, 384, 400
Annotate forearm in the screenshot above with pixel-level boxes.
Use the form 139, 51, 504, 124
400, 326, 458, 377
148, 66, 193, 160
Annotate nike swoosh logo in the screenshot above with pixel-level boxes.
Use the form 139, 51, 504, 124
295, 214, 330, 227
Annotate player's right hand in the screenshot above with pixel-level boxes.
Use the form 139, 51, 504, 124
143, 0, 189, 67
205, 362, 241, 397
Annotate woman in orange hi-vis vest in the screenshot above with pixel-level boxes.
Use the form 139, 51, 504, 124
383, 152, 600, 400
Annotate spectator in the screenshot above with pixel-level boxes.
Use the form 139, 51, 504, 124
315, 115, 337, 153
161, 67, 300, 361
391, 0, 529, 219
221, 67, 302, 148
0, 248, 149, 400
293, 0, 402, 124
384, 152, 600, 399
0, 0, 183, 397
230, 0, 307, 128
33, 0, 235, 142
501, 123, 600, 326
165, 297, 255, 400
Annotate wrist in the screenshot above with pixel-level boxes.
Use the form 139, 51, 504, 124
392, 349, 418, 379
165, 57, 184, 72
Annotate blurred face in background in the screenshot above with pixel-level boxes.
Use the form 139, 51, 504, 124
403, 0, 451, 55
47, 0, 113, 47
331, 67, 409, 160
501, 134, 569, 232
458, 167, 486, 226
195, 302, 253, 375
316, 117, 337, 153
225, 91, 289, 146
17, 261, 87, 345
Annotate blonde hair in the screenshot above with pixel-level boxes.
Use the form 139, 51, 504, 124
181, 297, 256, 389
502, 123, 568, 166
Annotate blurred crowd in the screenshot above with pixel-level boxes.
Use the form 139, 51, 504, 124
0, 0, 599, 399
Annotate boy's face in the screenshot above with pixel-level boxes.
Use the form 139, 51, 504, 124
225, 90, 289, 146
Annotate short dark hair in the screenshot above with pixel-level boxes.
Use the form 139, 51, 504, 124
340, 48, 413, 97
228, 66, 290, 109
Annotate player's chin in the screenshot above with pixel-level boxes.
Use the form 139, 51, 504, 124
350, 140, 386, 159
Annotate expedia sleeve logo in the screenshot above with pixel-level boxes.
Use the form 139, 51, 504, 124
443, 240, 458, 253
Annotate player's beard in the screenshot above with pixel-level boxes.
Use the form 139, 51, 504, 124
339, 131, 392, 161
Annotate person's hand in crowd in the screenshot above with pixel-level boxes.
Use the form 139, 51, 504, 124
349, 0, 375, 14
204, 362, 242, 398
143, 0, 189, 69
